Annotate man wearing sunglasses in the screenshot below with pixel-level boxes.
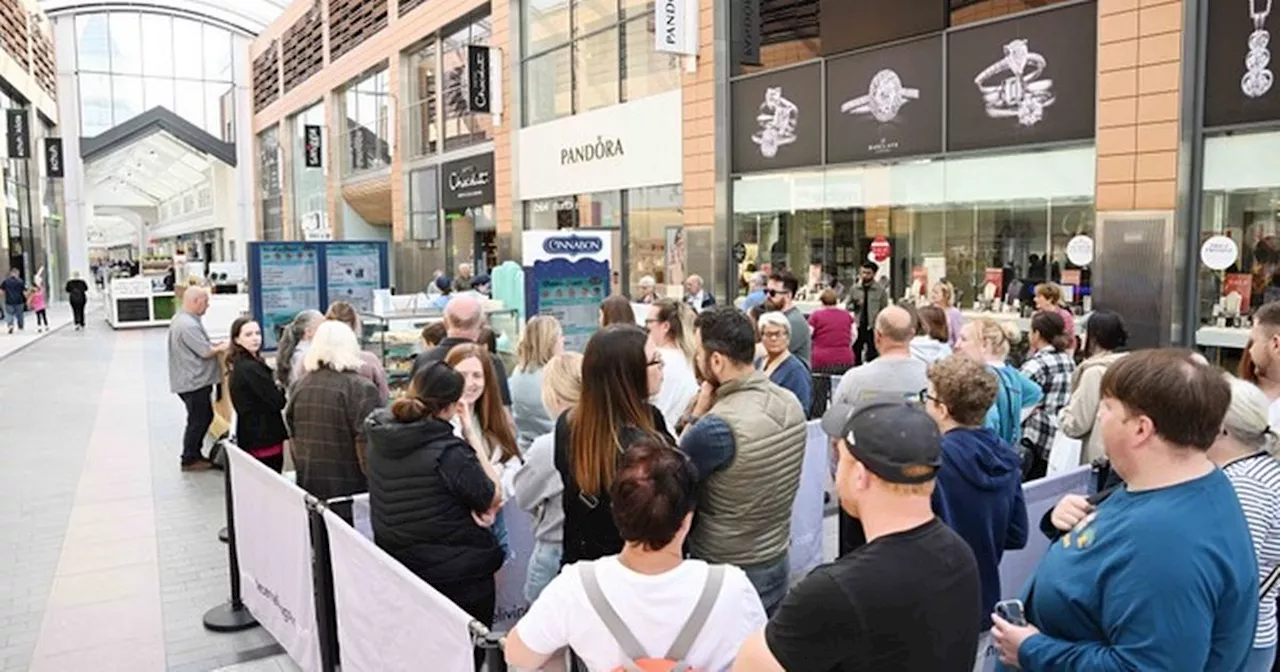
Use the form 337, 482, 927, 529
764, 270, 811, 368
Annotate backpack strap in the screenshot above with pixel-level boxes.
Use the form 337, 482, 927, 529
580, 562, 649, 667
665, 565, 725, 661
1262, 562, 1280, 603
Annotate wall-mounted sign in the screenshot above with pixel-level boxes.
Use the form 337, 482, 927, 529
820, 0, 948, 57
467, 45, 492, 113
826, 34, 943, 163
655, 0, 698, 56
518, 90, 682, 200
731, 62, 822, 173
946, 1, 1097, 152
542, 233, 605, 257
1066, 235, 1094, 266
1201, 234, 1240, 270
6, 109, 29, 159
731, 0, 762, 66
1205, 0, 1280, 126
44, 138, 63, 178
441, 152, 495, 210
303, 125, 323, 168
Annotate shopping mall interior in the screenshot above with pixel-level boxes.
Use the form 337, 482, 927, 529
1, 0, 1279, 669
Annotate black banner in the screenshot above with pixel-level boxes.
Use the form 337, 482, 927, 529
820, 0, 948, 57
467, 45, 492, 114
731, 62, 822, 173
946, 1, 1097, 152
303, 125, 323, 168
732, 0, 762, 67
1206, 0, 1280, 127
826, 35, 943, 163
440, 152, 495, 210
6, 109, 29, 159
44, 138, 63, 178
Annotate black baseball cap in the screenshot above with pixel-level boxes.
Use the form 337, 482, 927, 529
820, 400, 942, 484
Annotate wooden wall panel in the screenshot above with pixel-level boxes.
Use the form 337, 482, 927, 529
253, 41, 281, 113
283, 8, 324, 93
328, 0, 389, 63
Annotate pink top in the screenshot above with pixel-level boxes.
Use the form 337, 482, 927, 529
1056, 307, 1076, 351
29, 288, 45, 311
808, 306, 855, 370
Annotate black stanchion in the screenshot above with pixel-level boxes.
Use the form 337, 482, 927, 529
307, 500, 340, 672
204, 459, 259, 632
480, 632, 507, 672
218, 526, 228, 543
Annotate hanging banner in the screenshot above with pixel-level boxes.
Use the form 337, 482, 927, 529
303, 125, 323, 168
6, 109, 29, 159
227, 447, 322, 671
731, 0, 761, 66
655, 0, 698, 56
44, 138, 63, 178
323, 509, 475, 672
467, 45, 492, 113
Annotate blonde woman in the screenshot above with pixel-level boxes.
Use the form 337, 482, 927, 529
285, 321, 383, 499
509, 316, 565, 451
645, 299, 699, 435
955, 318, 1042, 448
930, 281, 964, 347
1211, 376, 1280, 671
325, 300, 389, 404
512, 352, 584, 602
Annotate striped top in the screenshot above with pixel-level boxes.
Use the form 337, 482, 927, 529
1222, 452, 1280, 649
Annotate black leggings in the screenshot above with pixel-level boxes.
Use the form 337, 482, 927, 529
35, 310, 47, 327
71, 300, 86, 326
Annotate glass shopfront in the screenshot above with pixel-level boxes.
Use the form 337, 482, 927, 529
343, 67, 392, 176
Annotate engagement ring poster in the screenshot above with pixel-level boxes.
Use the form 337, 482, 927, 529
826, 34, 943, 163
731, 62, 822, 173
946, 1, 1097, 152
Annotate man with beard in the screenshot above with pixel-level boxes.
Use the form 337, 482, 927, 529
1248, 301, 1280, 427
847, 261, 889, 364
679, 306, 807, 615
732, 401, 981, 672
765, 270, 812, 368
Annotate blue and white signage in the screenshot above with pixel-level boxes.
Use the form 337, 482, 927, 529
524, 230, 612, 353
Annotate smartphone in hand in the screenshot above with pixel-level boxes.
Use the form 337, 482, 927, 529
995, 599, 1027, 626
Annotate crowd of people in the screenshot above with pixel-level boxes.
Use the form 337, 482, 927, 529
160, 267, 1280, 672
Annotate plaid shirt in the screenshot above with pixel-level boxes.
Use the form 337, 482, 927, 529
285, 367, 382, 501
1019, 348, 1076, 456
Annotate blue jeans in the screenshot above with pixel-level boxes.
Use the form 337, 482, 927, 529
524, 540, 563, 603
741, 553, 790, 616
1244, 644, 1276, 672
4, 303, 22, 329
492, 508, 509, 558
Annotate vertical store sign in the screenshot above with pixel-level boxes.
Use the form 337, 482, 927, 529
655, 0, 699, 56
44, 138, 63, 178
467, 45, 491, 113
303, 125, 323, 168
6, 109, 29, 159
732, 0, 762, 66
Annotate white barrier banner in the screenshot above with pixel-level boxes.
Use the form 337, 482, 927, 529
323, 509, 475, 672
788, 420, 827, 580
227, 446, 321, 671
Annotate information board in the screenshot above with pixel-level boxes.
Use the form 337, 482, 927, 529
523, 231, 613, 354
325, 242, 383, 312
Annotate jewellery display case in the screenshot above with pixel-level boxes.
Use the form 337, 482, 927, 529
359, 307, 521, 391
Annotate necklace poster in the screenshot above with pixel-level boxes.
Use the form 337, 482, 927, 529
1206, 0, 1280, 127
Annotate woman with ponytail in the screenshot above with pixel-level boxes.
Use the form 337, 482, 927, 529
955, 317, 1043, 448
364, 360, 504, 668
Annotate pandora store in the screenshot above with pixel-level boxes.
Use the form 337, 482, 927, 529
729, 1, 1098, 310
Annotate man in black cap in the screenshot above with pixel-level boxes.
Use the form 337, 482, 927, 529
732, 401, 982, 672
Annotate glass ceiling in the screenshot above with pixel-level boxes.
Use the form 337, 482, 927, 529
37, 0, 291, 35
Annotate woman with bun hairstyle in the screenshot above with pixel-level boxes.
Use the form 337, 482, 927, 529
955, 317, 1043, 448
1059, 310, 1129, 466
364, 360, 504, 669
226, 317, 289, 472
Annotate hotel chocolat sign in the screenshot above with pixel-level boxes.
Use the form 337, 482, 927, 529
945, 1, 1097, 152
303, 125, 323, 168
820, 0, 948, 57
6, 109, 29, 159
1205, 0, 1280, 127
44, 138, 63, 178
441, 152, 494, 210
467, 46, 491, 113
731, 62, 822, 173
826, 35, 943, 163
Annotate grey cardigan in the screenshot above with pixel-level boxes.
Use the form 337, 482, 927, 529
511, 431, 563, 543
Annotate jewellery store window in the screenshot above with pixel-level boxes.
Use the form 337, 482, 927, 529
731, 147, 1096, 313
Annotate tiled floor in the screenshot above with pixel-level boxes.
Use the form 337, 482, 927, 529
0, 319, 284, 671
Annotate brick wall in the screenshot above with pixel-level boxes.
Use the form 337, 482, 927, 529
681, 0, 716, 228
1095, 0, 1182, 211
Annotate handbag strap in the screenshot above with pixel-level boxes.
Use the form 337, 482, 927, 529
1262, 562, 1280, 603
580, 562, 725, 666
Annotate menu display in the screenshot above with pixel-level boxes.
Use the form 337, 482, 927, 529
537, 275, 607, 353
257, 243, 321, 350
325, 243, 382, 312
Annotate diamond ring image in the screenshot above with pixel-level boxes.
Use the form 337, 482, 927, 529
974, 38, 1055, 127
840, 69, 921, 123
751, 86, 799, 158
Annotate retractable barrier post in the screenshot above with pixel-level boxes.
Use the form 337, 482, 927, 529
471, 622, 507, 672
203, 459, 260, 632
307, 498, 340, 672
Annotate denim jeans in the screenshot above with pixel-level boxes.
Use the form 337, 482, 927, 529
4, 303, 22, 329
524, 540, 563, 603
742, 553, 790, 616
1244, 644, 1277, 672
491, 507, 509, 558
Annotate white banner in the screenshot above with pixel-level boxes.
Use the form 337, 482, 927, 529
654, 0, 698, 55
323, 509, 475, 672
227, 446, 322, 671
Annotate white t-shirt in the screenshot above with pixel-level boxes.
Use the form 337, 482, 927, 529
1269, 398, 1280, 434
516, 556, 766, 672
651, 347, 699, 436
